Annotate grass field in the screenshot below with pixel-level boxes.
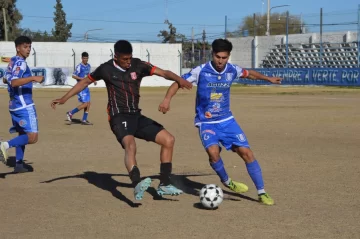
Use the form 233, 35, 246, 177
0, 86, 359, 239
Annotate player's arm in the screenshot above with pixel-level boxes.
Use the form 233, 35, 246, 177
158, 66, 199, 114
153, 67, 192, 90
9, 61, 43, 87
239, 68, 282, 84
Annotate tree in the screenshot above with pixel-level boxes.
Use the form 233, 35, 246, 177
20, 28, 54, 41
0, 0, 23, 41
51, 0, 72, 42
239, 12, 305, 36
157, 20, 185, 43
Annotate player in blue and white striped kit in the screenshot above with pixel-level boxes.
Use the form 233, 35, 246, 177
66, 52, 95, 125
0, 36, 44, 173
159, 39, 282, 205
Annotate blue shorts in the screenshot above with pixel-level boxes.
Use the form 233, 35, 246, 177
77, 87, 90, 103
198, 118, 250, 150
9, 105, 38, 133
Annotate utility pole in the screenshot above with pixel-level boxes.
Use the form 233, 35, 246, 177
266, 0, 270, 36
191, 27, 195, 64
202, 29, 206, 63
2, 8, 8, 41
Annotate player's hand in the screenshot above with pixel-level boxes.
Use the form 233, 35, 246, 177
33, 76, 44, 83
51, 98, 66, 109
94, 81, 97, 86
177, 79, 192, 90
2, 77, 8, 84
158, 99, 170, 114
268, 77, 282, 84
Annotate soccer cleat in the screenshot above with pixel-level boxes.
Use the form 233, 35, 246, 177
0, 142, 9, 165
81, 120, 93, 125
134, 177, 152, 200
14, 163, 29, 173
157, 184, 183, 196
66, 112, 73, 122
258, 193, 274, 205
225, 179, 249, 193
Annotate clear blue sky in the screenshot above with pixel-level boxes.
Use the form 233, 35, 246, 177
16, 0, 360, 42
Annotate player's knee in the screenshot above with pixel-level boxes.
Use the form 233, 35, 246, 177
163, 134, 175, 148
27, 133, 38, 144
207, 147, 221, 163
123, 140, 136, 153
238, 148, 255, 162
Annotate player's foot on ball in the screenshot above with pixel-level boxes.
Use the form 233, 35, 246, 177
66, 112, 73, 122
258, 193, 274, 206
81, 120, 93, 125
134, 177, 152, 200
0, 142, 9, 165
157, 184, 183, 196
14, 163, 29, 173
225, 179, 249, 193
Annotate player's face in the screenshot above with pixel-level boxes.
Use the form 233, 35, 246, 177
114, 53, 132, 69
82, 57, 89, 64
212, 51, 230, 72
16, 43, 31, 59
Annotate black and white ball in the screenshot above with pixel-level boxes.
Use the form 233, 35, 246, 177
199, 184, 224, 209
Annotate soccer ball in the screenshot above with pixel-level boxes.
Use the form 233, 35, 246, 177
199, 184, 224, 209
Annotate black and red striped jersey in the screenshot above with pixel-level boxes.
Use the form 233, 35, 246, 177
88, 58, 156, 118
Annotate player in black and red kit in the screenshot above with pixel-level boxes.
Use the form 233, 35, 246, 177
51, 40, 192, 201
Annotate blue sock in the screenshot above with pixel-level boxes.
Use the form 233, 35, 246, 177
82, 112, 88, 121
16, 145, 25, 163
8, 134, 29, 148
246, 160, 264, 191
210, 158, 229, 183
70, 108, 79, 115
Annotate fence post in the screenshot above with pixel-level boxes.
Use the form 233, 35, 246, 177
110, 49, 114, 58
146, 49, 150, 62
286, 11, 289, 68
357, 4, 360, 68
72, 49, 76, 71
178, 50, 182, 75
320, 8, 323, 67
32, 48, 37, 67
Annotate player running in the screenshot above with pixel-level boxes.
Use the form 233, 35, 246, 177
66, 52, 95, 125
158, 38, 282, 205
50, 40, 193, 201
0, 36, 44, 173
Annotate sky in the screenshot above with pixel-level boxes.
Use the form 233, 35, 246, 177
16, 0, 360, 42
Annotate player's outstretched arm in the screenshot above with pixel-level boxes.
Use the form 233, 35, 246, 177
153, 67, 192, 90
245, 70, 282, 84
10, 76, 44, 87
51, 77, 92, 109
158, 82, 180, 114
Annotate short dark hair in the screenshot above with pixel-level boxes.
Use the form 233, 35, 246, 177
114, 40, 132, 55
14, 36, 32, 47
82, 52, 89, 58
212, 38, 233, 54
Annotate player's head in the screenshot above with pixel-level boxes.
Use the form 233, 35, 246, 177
81, 52, 89, 64
14, 36, 32, 59
114, 40, 133, 69
211, 38, 232, 72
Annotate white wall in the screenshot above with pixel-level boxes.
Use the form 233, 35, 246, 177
0, 42, 182, 87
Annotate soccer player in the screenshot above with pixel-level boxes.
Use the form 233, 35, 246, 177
158, 38, 282, 205
50, 40, 193, 200
66, 52, 95, 125
0, 36, 44, 173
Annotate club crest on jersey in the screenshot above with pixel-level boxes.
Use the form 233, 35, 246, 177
19, 119, 27, 127
205, 111, 212, 119
226, 73, 233, 81
130, 72, 137, 80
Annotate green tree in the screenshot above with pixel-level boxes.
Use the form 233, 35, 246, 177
51, 0, 72, 42
158, 20, 185, 43
0, 0, 23, 41
239, 12, 305, 36
20, 28, 54, 41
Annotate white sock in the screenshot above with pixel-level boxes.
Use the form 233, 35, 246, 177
223, 178, 231, 186
258, 189, 266, 195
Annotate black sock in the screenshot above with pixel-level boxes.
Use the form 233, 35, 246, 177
160, 163, 172, 186
129, 166, 141, 186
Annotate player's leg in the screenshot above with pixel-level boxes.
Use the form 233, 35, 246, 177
222, 119, 274, 205
66, 88, 89, 122
110, 114, 151, 200
199, 124, 248, 193
81, 88, 92, 125
134, 115, 182, 196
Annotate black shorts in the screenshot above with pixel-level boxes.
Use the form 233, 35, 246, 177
110, 112, 164, 148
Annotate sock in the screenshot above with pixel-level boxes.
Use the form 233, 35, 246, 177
70, 108, 80, 115
82, 112, 88, 121
15, 145, 25, 164
129, 166, 141, 186
210, 158, 229, 183
160, 162, 172, 186
8, 134, 29, 148
246, 160, 265, 194
3, 142, 10, 150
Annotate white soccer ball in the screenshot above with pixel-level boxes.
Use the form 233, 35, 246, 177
199, 184, 224, 209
